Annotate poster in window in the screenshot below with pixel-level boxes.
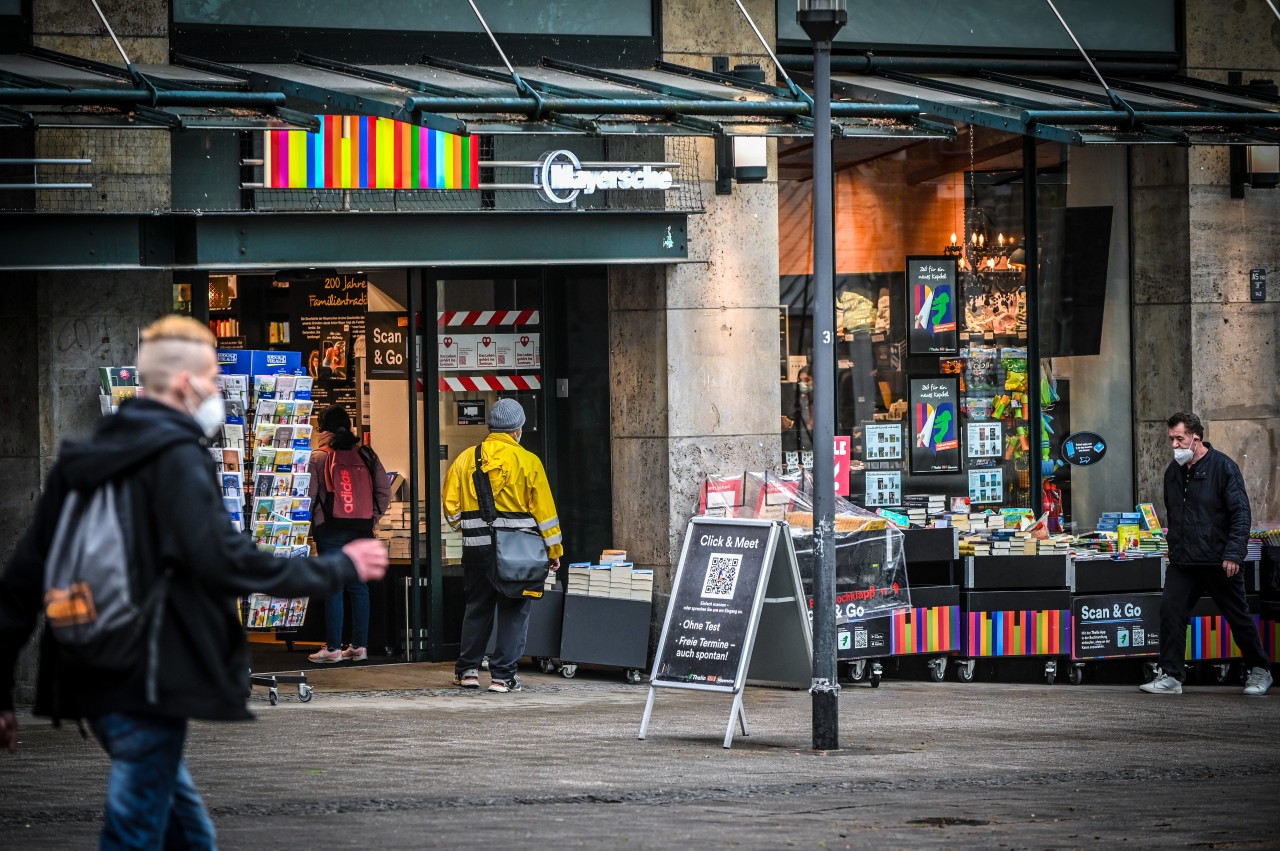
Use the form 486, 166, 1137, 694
909, 376, 961, 474
906, 256, 959, 355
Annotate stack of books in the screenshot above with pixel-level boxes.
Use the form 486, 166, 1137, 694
566, 563, 593, 595
587, 566, 613, 597
1097, 511, 1143, 533
903, 494, 945, 526
1136, 532, 1169, 555
1037, 535, 1073, 555
374, 500, 430, 560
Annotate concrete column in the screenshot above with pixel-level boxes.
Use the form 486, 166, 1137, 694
1179, 1, 1280, 521
32, 0, 171, 212
610, 0, 782, 626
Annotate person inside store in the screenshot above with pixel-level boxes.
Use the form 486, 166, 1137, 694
442, 398, 562, 693
307, 405, 392, 664
1140, 411, 1272, 696
0, 315, 388, 848
782, 365, 814, 452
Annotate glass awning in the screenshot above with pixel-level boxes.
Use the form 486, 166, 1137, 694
0, 47, 954, 141
0, 49, 316, 131
820, 67, 1280, 146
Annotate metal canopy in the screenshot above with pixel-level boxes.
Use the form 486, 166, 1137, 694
816, 67, 1280, 147
0, 50, 318, 131
155, 54, 950, 141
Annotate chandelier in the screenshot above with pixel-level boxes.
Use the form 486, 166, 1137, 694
944, 211, 1021, 273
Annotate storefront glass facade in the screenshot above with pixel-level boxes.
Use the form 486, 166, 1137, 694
778, 129, 1133, 532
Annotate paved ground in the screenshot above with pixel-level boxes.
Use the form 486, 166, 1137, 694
2, 661, 1278, 850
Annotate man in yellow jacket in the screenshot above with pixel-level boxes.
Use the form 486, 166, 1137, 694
443, 398, 562, 693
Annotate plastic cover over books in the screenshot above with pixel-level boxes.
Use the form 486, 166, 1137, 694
695, 470, 911, 621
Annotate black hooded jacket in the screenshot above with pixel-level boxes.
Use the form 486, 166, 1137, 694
1162, 442, 1252, 566
0, 399, 358, 721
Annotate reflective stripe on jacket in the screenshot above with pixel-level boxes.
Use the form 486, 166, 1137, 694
442, 432, 563, 560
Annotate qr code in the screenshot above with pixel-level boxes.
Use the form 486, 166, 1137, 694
854, 629, 869, 649
1133, 627, 1146, 646
701, 552, 742, 599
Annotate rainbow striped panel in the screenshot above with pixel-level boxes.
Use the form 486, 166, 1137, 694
891, 605, 960, 655
1183, 614, 1263, 661
264, 116, 479, 190
964, 609, 1070, 657
1263, 617, 1280, 663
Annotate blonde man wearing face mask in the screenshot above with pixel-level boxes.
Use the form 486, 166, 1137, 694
0, 315, 388, 848
1140, 411, 1271, 697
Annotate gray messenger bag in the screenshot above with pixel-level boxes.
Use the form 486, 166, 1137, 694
472, 445, 549, 599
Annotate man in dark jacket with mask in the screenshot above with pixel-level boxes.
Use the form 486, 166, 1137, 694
1140, 411, 1271, 696
0, 315, 388, 847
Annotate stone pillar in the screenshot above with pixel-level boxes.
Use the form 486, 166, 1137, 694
32, 0, 171, 212
1181, 2, 1280, 521
610, 0, 782, 625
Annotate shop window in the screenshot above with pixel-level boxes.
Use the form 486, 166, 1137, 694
778, 128, 1132, 532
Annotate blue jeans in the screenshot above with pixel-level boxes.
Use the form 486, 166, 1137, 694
88, 712, 216, 850
316, 525, 371, 651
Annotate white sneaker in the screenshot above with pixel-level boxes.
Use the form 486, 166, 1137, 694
341, 646, 368, 662
1139, 673, 1183, 694
307, 647, 342, 664
1243, 667, 1273, 696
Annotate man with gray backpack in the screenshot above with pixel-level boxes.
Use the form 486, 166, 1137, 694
0, 315, 387, 849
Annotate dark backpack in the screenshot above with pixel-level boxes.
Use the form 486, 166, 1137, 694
324, 445, 381, 529
43, 480, 168, 689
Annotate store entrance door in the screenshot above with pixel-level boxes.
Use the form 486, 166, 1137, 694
424, 267, 612, 661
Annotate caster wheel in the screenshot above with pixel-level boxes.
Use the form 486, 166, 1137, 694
1143, 661, 1161, 683
956, 660, 975, 683
480, 656, 490, 672
847, 660, 868, 683
268, 689, 279, 706
561, 664, 578, 679
927, 658, 946, 683
298, 684, 314, 702
869, 673, 881, 688
538, 658, 557, 674
1045, 661, 1057, 685
625, 669, 643, 685
1068, 665, 1084, 686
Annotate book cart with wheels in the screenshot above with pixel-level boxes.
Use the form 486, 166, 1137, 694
1068, 556, 1164, 685
956, 555, 1071, 684
1179, 559, 1264, 685
559, 595, 652, 683
485, 588, 567, 675
837, 529, 963, 687
894, 527, 963, 684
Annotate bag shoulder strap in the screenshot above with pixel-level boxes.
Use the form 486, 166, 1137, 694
357, 444, 382, 515
472, 444, 497, 524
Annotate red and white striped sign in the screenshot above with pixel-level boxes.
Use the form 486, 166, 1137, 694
437, 311, 539, 327
438, 375, 542, 392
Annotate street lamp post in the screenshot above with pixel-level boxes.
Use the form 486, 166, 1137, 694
797, 0, 846, 753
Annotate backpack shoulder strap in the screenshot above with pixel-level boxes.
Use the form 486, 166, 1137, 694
357, 444, 382, 514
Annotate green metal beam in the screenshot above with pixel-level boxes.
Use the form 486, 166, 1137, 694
1022, 109, 1280, 126
0, 87, 287, 108
403, 94, 919, 119
172, 54, 468, 136
0, 212, 691, 270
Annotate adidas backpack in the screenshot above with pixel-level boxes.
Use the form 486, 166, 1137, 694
323, 445, 381, 529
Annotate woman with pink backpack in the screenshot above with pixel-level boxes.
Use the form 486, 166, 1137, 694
307, 405, 391, 663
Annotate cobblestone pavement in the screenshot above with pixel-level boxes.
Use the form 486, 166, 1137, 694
1, 663, 1277, 849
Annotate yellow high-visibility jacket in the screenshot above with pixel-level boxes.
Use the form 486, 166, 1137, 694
442, 432, 563, 560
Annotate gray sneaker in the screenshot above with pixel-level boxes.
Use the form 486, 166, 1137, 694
1243, 667, 1273, 696
1139, 673, 1183, 694
454, 668, 480, 689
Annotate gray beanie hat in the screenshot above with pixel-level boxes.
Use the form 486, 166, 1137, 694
488, 398, 526, 432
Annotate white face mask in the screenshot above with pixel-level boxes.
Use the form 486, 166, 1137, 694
188, 380, 226, 439
1173, 447, 1194, 466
